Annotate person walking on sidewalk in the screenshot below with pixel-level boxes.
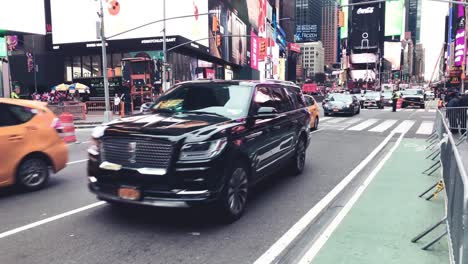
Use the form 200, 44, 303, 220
113, 93, 121, 114
447, 93, 461, 134
392, 90, 399, 112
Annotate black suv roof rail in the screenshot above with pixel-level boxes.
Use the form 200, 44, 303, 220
264, 79, 297, 86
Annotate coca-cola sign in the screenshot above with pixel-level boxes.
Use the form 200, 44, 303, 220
357, 7, 374, 14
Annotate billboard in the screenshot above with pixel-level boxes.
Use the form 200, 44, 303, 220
250, 30, 259, 70
350, 4, 380, 50
209, 0, 266, 66
384, 42, 402, 70
454, 4, 465, 67
51, 0, 209, 46
295, 24, 319, 42
385, 0, 404, 37
340, 0, 349, 39
0, 38, 6, 57
0, 0, 46, 35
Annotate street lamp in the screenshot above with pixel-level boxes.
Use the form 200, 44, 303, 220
97, 0, 112, 123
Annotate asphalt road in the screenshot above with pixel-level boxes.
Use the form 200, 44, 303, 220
0, 104, 437, 264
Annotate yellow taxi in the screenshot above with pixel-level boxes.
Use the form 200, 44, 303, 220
0, 98, 68, 191
303, 95, 320, 130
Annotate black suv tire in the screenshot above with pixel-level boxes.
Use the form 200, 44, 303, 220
216, 162, 249, 222
290, 136, 306, 176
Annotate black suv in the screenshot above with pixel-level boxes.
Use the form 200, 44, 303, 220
87, 80, 310, 221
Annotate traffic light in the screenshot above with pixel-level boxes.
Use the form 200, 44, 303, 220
212, 16, 220, 32
216, 34, 222, 47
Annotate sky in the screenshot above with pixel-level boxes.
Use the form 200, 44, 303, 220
420, 0, 448, 81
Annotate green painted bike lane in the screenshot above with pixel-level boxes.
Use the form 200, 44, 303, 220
312, 138, 449, 264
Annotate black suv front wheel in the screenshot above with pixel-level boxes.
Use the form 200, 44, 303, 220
217, 162, 249, 222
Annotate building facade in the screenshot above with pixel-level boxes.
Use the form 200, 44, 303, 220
321, 0, 338, 66
299, 41, 325, 77
295, 0, 322, 42
280, 0, 296, 42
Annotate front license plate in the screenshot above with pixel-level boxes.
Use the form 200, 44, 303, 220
118, 187, 141, 200
411, 103, 414, 106
333, 109, 339, 112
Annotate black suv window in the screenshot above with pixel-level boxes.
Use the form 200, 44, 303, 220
253, 86, 277, 112
270, 87, 293, 113
0, 103, 36, 127
285, 86, 306, 109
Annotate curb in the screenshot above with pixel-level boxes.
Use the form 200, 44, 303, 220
75, 125, 98, 129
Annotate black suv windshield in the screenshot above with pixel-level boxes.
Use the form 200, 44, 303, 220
151, 83, 253, 119
403, 89, 423, 95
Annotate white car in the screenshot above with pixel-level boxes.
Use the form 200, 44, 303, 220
425, 91, 435, 100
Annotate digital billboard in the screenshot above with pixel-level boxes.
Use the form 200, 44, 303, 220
385, 0, 404, 37
350, 3, 380, 50
295, 24, 319, 42
0, 0, 46, 35
209, 0, 266, 66
51, 0, 209, 46
0, 37, 6, 57
340, 0, 349, 39
384, 42, 402, 70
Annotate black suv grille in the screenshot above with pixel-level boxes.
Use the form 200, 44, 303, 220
101, 137, 174, 169
405, 97, 421, 102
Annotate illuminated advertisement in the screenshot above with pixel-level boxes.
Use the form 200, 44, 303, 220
250, 31, 259, 70
295, 24, 319, 42
340, 0, 349, 39
0, 0, 45, 35
454, 5, 465, 67
350, 3, 380, 50
0, 37, 6, 57
209, 0, 266, 66
384, 42, 402, 70
51, 0, 209, 46
384, 0, 404, 37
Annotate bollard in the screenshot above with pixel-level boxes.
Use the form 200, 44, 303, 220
120, 102, 125, 117
59, 113, 76, 143
396, 98, 403, 109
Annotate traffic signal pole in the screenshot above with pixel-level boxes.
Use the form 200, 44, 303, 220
98, 0, 112, 123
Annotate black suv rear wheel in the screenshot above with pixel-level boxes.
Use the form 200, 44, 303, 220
290, 136, 306, 176
216, 162, 249, 222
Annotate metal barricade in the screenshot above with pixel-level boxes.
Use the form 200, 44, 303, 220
436, 110, 468, 264
47, 103, 86, 120
441, 107, 468, 135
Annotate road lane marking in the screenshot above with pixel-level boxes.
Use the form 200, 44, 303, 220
347, 119, 379, 131
320, 117, 331, 122
67, 159, 88, 165
0, 202, 106, 239
326, 118, 345, 124
298, 133, 405, 264
392, 120, 415, 134
428, 109, 436, 113
416, 121, 434, 135
369, 119, 398, 133
338, 118, 362, 130
253, 132, 396, 264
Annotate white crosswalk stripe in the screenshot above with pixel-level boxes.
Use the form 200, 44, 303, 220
417, 109, 425, 112
369, 119, 398, 133
347, 119, 379, 131
320, 117, 332, 122
416, 121, 434, 135
392, 120, 416, 134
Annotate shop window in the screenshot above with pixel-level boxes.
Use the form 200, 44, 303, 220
112, 53, 122, 76
82, 56, 92, 77
91, 55, 102, 77
72, 56, 82, 79
64, 57, 72, 82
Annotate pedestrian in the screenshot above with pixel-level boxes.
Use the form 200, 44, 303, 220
391, 90, 399, 112
447, 94, 461, 134
114, 93, 121, 114
459, 90, 468, 134
10, 85, 20, 99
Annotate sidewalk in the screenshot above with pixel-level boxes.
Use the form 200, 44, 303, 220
311, 138, 448, 264
74, 114, 119, 129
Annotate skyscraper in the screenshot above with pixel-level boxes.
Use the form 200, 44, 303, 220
295, 0, 322, 42
408, 0, 422, 44
280, 0, 296, 42
321, 0, 338, 66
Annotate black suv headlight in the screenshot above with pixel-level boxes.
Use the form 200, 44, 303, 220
179, 138, 228, 161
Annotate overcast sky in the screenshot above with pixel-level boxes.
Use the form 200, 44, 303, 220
420, 0, 448, 81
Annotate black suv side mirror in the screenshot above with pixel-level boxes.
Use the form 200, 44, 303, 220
255, 107, 278, 119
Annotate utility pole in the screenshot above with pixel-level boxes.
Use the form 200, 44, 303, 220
98, 0, 112, 122
162, 0, 167, 91
32, 36, 37, 93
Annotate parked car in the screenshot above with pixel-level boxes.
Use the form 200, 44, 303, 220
87, 80, 311, 222
303, 95, 320, 130
401, 89, 425, 109
363, 92, 384, 109
322, 93, 360, 116
0, 98, 68, 191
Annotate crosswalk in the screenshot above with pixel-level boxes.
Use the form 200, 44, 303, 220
318, 117, 435, 135
320, 107, 437, 113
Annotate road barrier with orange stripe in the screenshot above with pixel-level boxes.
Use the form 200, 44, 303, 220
59, 113, 76, 143
397, 98, 403, 109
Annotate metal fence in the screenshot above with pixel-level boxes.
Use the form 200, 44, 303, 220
47, 103, 86, 120
440, 107, 468, 138
435, 109, 468, 263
